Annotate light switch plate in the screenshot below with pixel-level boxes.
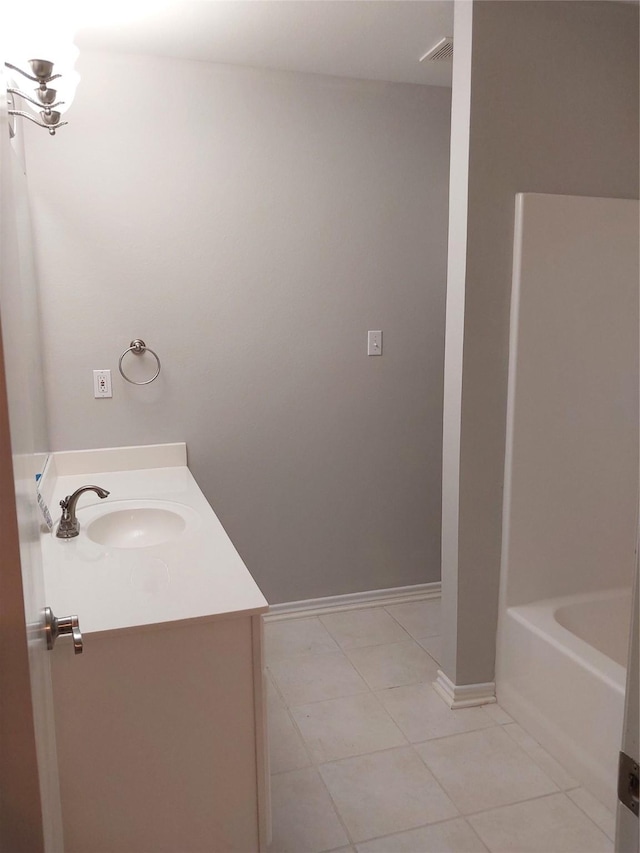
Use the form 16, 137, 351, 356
368, 330, 383, 356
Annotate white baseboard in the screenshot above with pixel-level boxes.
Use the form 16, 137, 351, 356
265, 582, 440, 622
433, 669, 496, 709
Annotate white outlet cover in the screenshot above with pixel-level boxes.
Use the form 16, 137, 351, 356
93, 369, 112, 398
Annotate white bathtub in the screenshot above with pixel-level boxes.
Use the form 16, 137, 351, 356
496, 587, 632, 810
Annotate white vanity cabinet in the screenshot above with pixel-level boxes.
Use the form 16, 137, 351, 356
51, 613, 269, 852
40, 444, 270, 852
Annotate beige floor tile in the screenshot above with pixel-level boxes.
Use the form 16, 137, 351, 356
269, 766, 349, 853
376, 683, 496, 743
346, 641, 438, 690
291, 692, 406, 763
468, 792, 613, 852
320, 608, 410, 650
268, 651, 368, 706
418, 635, 442, 664
567, 788, 616, 841
416, 726, 558, 814
265, 617, 340, 661
504, 723, 579, 790
481, 703, 513, 725
319, 747, 458, 842
386, 600, 441, 639
356, 818, 489, 852
266, 675, 311, 774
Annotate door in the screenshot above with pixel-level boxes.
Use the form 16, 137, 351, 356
0, 73, 63, 852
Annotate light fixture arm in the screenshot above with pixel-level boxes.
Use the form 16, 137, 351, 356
7, 87, 65, 112
4, 60, 61, 85
6, 108, 68, 136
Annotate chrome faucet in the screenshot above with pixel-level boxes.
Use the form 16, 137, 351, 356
56, 485, 110, 539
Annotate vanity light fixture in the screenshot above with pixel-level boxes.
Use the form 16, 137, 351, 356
5, 58, 74, 136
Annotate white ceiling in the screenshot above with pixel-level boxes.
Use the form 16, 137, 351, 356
74, 1, 454, 87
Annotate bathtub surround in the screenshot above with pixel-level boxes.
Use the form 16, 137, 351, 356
23, 53, 451, 605
499, 591, 630, 812
496, 194, 638, 810
500, 195, 638, 606
441, 0, 639, 691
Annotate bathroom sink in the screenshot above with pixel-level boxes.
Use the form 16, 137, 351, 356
85, 501, 199, 548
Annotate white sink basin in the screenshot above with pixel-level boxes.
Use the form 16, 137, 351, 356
86, 501, 199, 549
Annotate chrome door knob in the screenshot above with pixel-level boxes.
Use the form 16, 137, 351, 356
45, 607, 83, 654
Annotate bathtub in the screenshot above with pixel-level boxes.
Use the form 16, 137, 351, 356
496, 587, 632, 810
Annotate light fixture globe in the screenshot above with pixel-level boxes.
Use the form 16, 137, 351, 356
52, 68, 80, 114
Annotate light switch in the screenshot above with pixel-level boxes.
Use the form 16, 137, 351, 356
368, 330, 383, 356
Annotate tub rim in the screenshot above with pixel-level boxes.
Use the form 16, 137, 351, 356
506, 586, 630, 696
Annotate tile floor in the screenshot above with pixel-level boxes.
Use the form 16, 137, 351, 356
264, 600, 615, 853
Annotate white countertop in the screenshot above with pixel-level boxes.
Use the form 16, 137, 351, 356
40, 443, 268, 635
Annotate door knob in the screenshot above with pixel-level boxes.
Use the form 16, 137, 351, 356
44, 607, 83, 654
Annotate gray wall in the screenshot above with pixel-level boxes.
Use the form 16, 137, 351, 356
24, 52, 451, 604
442, 0, 639, 686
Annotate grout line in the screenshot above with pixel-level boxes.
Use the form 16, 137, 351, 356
314, 742, 439, 769
267, 641, 438, 698
499, 721, 582, 791
289, 691, 411, 756
270, 687, 371, 710
266, 683, 356, 847
310, 737, 465, 847
269, 635, 419, 660
313, 762, 357, 848
320, 847, 356, 853
269, 655, 418, 848
408, 740, 569, 819
270, 724, 413, 774
270, 762, 357, 849
386, 716, 503, 747
270, 727, 525, 777
461, 789, 580, 820
565, 788, 616, 842
342, 637, 437, 692
265, 669, 316, 769
342, 815, 491, 853
317, 612, 413, 651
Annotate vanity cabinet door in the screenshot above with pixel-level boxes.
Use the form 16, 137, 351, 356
52, 615, 267, 852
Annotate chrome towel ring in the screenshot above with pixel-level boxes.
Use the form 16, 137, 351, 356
119, 339, 161, 385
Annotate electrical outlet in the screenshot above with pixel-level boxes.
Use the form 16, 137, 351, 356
93, 369, 112, 398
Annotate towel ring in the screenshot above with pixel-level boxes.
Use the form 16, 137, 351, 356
118, 339, 161, 385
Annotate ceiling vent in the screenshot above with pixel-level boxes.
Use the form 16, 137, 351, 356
419, 37, 453, 63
